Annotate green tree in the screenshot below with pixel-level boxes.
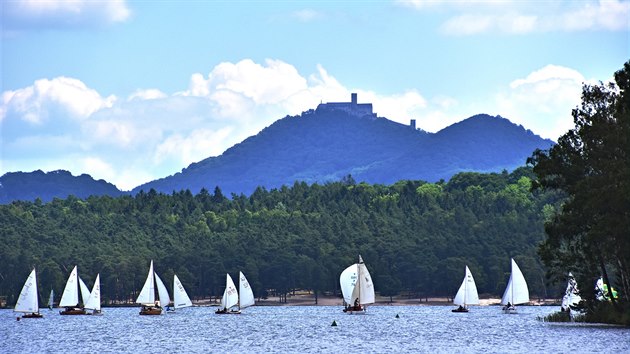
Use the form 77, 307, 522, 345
528, 61, 630, 320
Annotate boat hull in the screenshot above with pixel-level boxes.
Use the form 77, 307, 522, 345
452, 308, 469, 313
139, 306, 163, 315
502, 306, 517, 314
343, 305, 366, 314
215, 309, 241, 315
21, 313, 43, 318
60, 307, 87, 315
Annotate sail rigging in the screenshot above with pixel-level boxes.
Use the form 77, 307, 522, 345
501, 259, 529, 313
15, 268, 40, 316
453, 265, 479, 310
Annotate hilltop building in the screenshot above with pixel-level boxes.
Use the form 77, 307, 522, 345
317, 93, 376, 118
317, 93, 418, 130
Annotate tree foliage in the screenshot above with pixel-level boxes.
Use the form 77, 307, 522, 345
0, 168, 559, 306
529, 61, 630, 321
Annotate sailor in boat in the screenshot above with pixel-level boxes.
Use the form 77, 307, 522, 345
140, 300, 163, 315
344, 298, 363, 313
502, 302, 514, 311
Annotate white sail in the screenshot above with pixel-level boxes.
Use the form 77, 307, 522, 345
357, 262, 375, 305
79, 277, 91, 305
453, 266, 479, 307
238, 272, 255, 309
339, 264, 358, 304
48, 289, 54, 309
561, 272, 581, 310
136, 260, 155, 304
340, 255, 375, 307
15, 269, 39, 314
220, 274, 239, 310
154, 272, 170, 307
84, 274, 101, 311
59, 266, 79, 307
501, 259, 530, 305
173, 274, 193, 309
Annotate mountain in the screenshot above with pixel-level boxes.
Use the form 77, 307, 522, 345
1, 96, 555, 203
0, 170, 125, 204
132, 101, 554, 196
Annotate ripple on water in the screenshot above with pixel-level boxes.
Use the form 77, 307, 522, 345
2, 306, 629, 353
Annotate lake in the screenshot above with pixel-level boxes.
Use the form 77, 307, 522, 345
3, 305, 629, 353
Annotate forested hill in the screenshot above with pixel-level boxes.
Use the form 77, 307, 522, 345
133, 110, 554, 196
0, 111, 553, 204
0, 170, 124, 204
0, 168, 563, 305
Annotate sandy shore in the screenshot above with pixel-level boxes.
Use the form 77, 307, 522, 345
192, 294, 559, 307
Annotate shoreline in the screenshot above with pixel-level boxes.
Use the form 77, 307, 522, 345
194, 294, 559, 307
29, 294, 559, 309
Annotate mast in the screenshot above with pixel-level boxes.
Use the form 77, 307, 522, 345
357, 255, 363, 304
464, 268, 468, 307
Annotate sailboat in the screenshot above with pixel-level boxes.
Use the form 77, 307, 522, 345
59, 266, 88, 315
166, 274, 193, 313
216, 273, 240, 314
238, 271, 255, 311
452, 265, 479, 313
560, 272, 581, 312
14, 268, 43, 319
84, 274, 102, 315
48, 289, 55, 310
136, 260, 170, 315
501, 258, 529, 314
340, 255, 375, 314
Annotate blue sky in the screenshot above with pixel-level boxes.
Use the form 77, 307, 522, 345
2, 0, 628, 190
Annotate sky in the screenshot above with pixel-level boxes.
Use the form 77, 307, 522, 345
1, 0, 628, 191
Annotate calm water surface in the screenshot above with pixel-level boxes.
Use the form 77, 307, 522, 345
2, 305, 629, 353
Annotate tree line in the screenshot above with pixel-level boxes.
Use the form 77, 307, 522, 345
0, 167, 565, 307
529, 61, 629, 325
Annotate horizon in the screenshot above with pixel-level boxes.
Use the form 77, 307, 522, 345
2, 0, 628, 190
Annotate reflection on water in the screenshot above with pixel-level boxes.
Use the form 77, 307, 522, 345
3, 306, 629, 353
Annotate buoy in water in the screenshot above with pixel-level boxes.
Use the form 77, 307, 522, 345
395, 314, 400, 318
331, 320, 337, 327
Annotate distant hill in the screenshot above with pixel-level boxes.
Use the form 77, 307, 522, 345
132, 100, 554, 196
0, 170, 125, 204
1, 96, 555, 203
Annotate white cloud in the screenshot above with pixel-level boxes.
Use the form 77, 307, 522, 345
128, 89, 168, 101
559, 0, 630, 31
154, 128, 234, 166
1, 77, 115, 124
494, 65, 588, 140
292, 9, 322, 22
3, 0, 131, 30
404, 0, 630, 35
184, 59, 308, 105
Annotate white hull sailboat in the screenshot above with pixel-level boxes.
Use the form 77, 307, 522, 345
340, 255, 375, 314
84, 274, 103, 315
216, 272, 255, 315
216, 273, 240, 314
15, 268, 43, 319
59, 266, 89, 315
452, 265, 479, 313
136, 260, 170, 315
501, 258, 529, 314
166, 274, 193, 313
